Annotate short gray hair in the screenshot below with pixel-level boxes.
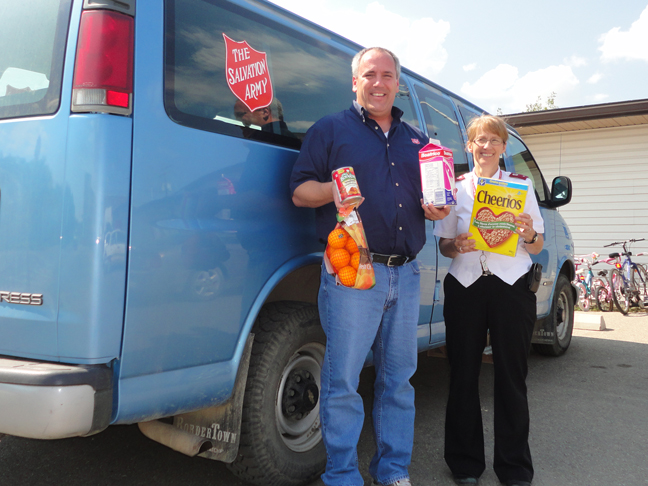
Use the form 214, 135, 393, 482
351, 47, 401, 79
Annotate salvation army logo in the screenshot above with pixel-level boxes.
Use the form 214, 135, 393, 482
223, 34, 273, 112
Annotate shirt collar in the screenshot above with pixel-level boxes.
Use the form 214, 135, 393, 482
351, 101, 404, 126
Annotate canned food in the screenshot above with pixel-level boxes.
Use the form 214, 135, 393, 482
332, 167, 363, 206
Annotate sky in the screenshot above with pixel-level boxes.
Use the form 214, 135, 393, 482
268, 0, 648, 114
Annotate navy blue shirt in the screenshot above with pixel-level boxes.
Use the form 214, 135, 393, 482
290, 102, 428, 257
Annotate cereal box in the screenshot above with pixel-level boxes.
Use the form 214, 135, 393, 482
468, 177, 528, 257
419, 143, 457, 207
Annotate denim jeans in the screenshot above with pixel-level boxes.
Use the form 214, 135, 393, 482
318, 260, 420, 486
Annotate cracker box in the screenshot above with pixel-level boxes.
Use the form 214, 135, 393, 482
419, 143, 457, 207
468, 177, 528, 257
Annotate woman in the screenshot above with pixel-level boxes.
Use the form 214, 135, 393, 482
434, 114, 544, 486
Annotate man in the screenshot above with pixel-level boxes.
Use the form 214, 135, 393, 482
234, 97, 294, 138
290, 47, 449, 486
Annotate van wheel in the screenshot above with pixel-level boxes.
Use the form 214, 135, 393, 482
533, 274, 574, 356
227, 302, 326, 486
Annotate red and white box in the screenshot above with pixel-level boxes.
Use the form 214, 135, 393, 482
419, 142, 457, 207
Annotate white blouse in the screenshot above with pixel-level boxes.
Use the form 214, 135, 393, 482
434, 170, 545, 288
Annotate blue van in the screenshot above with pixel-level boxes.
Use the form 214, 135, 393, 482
0, 0, 575, 485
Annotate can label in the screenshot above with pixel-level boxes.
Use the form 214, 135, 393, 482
332, 167, 363, 206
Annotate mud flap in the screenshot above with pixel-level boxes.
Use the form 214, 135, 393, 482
138, 334, 253, 463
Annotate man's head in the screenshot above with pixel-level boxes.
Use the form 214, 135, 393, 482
234, 98, 284, 127
351, 47, 400, 122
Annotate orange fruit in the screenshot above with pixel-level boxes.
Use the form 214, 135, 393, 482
338, 266, 357, 287
345, 236, 358, 254
329, 248, 350, 271
328, 228, 349, 249
350, 251, 360, 270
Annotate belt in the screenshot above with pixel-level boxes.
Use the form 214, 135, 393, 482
370, 253, 416, 267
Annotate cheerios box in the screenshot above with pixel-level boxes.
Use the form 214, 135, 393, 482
419, 142, 457, 207
469, 177, 528, 257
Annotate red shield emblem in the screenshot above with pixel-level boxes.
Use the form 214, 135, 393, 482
223, 34, 274, 112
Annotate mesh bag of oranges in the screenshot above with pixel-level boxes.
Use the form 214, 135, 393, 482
323, 209, 375, 289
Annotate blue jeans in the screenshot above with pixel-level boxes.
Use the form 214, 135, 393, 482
318, 261, 420, 486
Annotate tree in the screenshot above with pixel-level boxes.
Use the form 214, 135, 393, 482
525, 92, 558, 112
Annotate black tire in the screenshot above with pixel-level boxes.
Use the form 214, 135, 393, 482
227, 302, 326, 486
595, 285, 613, 312
533, 274, 574, 356
611, 269, 630, 315
631, 265, 648, 310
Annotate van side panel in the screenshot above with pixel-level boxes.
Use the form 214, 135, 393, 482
56, 114, 132, 362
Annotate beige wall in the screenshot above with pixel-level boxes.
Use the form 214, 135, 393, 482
522, 124, 648, 265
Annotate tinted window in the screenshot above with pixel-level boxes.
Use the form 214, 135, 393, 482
0, 1, 71, 120
165, 0, 418, 149
414, 85, 469, 176
506, 135, 548, 203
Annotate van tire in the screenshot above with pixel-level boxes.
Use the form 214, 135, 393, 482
228, 301, 326, 486
533, 274, 574, 356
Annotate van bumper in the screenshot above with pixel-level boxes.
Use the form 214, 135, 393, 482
0, 357, 113, 439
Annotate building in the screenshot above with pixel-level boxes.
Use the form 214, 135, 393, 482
506, 99, 648, 265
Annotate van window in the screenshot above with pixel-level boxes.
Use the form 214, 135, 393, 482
165, 0, 418, 149
0, 1, 71, 120
506, 135, 548, 203
414, 85, 469, 176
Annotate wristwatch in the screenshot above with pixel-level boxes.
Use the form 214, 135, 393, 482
525, 231, 538, 244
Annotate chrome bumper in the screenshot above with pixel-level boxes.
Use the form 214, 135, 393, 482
0, 357, 113, 439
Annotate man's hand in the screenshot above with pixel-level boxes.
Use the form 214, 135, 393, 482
421, 201, 450, 221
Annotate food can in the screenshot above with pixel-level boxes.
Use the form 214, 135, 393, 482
332, 167, 363, 206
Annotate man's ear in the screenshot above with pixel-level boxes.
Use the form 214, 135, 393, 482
352, 77, 358, 93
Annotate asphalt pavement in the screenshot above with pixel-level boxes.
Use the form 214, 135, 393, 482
1, 309, 648, 485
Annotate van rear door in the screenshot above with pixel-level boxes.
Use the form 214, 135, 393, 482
0, 1, 130, 364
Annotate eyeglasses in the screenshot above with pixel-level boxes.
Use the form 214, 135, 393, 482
473, 137, 504, 147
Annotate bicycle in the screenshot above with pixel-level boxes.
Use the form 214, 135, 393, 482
593, 257, 617, 312
603, 239, 648, 315
573, 253, 607, 312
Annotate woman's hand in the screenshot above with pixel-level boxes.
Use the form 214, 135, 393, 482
516, 212, 543, 254
440, 233, 477, 258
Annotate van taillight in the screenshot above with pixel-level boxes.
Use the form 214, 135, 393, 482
72, 9, 134, 115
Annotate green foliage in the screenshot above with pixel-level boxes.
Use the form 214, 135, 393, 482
525, 92, 558, 112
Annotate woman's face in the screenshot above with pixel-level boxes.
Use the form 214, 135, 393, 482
468, 129, 507, 177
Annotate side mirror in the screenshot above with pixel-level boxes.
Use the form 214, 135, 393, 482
548, 176, 572, 208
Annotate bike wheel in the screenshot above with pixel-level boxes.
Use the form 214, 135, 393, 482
590, 278, 605, 309
631, 265, 648, 310
574, 281, 590, 311
611, 269, 630, 315
595, 285, 613, 312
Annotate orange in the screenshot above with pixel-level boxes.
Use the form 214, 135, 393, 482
338, 266, 357, 287
329, 248, 350, 271
350, 251, 360, 270
345, 236, 358, 254
328, 228, 349, 249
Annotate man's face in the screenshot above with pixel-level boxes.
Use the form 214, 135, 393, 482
352, 50, 399, 120
234, 101, 267, 127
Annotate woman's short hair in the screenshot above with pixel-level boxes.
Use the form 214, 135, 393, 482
351, 47, 401, 79
465, 114, 509, 144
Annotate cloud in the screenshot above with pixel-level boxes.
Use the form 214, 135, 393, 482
599, 5, 648, 62
461, 64, 579, 114
587, 73, 603, 84
565, 55, 587, 68
268, 0, 450, 77
593, 94, 609, 102
463, 63, 477, 72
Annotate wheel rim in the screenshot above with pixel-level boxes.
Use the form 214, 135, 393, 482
612, 271, 630, 312
276, 342, 325, 453
555, 285, 572, 342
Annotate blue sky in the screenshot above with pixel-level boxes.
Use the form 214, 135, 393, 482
269, 0, 648, 114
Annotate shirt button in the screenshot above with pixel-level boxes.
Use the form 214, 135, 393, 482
391, 162, 395, 166
375, 127, 379, 130
395, 183, 399, 186
399, 227, 403, 231
399, 204, 403, 207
